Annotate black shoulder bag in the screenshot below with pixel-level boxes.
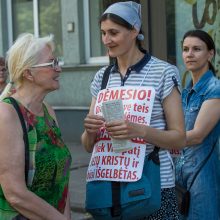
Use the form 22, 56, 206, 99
7, 97, 29, 184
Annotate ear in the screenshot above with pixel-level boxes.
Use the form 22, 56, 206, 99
23, 69, 34, 81
131, 28, 139, 40
208, 49, 214, 61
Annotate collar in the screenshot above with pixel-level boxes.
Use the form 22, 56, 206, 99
186, 70, 214, 93
111, 50, 151, 74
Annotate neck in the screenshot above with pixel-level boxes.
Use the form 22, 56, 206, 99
117, 48, 144, 76
191, 67, 209, 85
13, 88, 45, 116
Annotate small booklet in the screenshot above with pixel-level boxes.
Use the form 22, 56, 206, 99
101, 99, 132, 153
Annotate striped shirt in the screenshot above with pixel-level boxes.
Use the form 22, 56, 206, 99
90, 53, 181, 188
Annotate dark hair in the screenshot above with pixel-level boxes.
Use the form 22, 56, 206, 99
0, 56, 5, 66
182, 29, 216, 74
100, 13, 145, 52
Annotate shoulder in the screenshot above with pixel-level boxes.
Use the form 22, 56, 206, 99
150, 56, 179, 73
148, 57, 181, 95
205, 77, 220, 99
43, 101, 57, 122
91, 65, 110, 97
0, 101, 17, 120
43, 101, 58, 126
148, 57, 180, 83
0, 101, 22, 130
92, 66, 109, 84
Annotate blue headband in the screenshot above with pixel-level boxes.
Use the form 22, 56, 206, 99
103, 1, 142, 32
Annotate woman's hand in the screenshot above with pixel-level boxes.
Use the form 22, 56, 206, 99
81, 97, 105, 152
84, 114, 105, 135
105, 119, 143, 140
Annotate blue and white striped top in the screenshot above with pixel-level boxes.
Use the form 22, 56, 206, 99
90, 53, 181, 188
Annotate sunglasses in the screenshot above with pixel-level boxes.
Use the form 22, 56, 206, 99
31, 58, 64, 70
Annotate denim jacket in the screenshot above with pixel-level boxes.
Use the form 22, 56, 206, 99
182, 70, 220, 164
176, 70, 220, 219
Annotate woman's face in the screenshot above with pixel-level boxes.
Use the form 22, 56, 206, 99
182, 36, 214, 75
31, 45, 61, 92
101, 19, 137, 58
0, 64, 7, 84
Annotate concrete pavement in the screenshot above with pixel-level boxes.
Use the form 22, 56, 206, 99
67, 142, 94, 220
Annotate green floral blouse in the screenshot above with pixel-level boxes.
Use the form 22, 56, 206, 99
0, 98, 72, 220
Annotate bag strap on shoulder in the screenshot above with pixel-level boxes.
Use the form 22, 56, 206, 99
101, 65, 113, 90
101, 65, 122, 216
7, 97, 29, 185
103, 65, 161, 217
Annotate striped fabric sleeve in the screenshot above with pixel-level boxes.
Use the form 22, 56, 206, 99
90, 66, 107, 98
158, 64, 181, 101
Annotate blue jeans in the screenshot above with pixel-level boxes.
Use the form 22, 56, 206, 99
175, 146, 220, 220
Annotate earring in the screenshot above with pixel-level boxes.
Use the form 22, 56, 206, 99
137, 34, 144, 41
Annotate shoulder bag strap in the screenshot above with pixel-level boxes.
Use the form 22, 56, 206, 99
101, 65, 113, 90
7, 97, 29, 185
105, 63, 160, 216
101, 65, 122, 216
188, 139, 217, 190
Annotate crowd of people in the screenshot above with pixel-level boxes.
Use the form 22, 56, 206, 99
0, 1, 219, 220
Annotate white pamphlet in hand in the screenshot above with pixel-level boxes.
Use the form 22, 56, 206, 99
102, 99, 132, 153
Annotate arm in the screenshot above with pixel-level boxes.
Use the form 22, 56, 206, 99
186, 99, 220, 146
81, 97, 105, 152
105, 88, 186, 149
64, 191, 71, 220
0, 103, 67, 220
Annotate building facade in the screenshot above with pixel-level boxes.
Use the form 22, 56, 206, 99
0, 0, 219, 142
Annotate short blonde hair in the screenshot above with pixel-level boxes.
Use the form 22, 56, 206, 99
0, 33, 54, 100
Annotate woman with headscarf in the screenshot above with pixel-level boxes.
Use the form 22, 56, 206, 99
81, 1, 186, 219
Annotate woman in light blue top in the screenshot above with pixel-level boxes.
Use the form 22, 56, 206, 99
175, 30, 220, 219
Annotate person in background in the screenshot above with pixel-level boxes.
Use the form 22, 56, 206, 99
175, 29, 220, 219
0, 33, 72, 220
81, 1, 186, 219
0, 56, 8, 94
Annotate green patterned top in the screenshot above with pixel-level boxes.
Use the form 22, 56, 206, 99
0, 98, 72, 220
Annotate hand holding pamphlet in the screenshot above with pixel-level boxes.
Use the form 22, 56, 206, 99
102, 99, 132, 153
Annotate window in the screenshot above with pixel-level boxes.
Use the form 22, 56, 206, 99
12, 0, 34, 36
83, 0, 109, 64
8, 0, 63, 57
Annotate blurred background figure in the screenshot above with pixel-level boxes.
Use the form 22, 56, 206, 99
0, 56, 8, 94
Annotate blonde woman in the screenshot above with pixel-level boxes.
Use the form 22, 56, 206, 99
0, 33, 71, 220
